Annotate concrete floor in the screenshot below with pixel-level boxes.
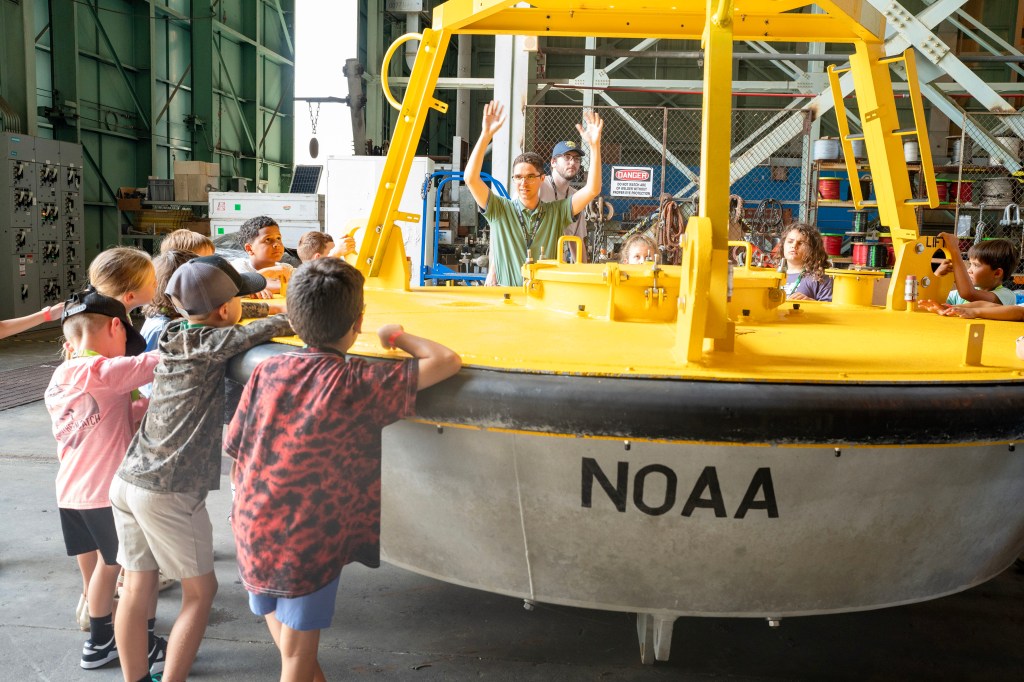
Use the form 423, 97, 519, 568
2, 330, 1023, 681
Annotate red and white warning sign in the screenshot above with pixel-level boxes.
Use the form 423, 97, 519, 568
610, 166, 654, 197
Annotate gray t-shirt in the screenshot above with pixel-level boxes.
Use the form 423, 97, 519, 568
539, 179, 587, 262
117, 314, 292, 494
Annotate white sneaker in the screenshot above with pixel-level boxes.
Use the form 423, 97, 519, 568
80, 635, 118, 669
157, 571, 177, 592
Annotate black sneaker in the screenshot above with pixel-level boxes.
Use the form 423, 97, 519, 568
80, 635, 118, 669
149, 635, 167, 675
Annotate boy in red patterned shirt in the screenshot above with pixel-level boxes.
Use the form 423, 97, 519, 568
226, 258, 460, 681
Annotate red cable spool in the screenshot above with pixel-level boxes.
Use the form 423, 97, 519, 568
817, 177, 841, 200
822, 235, 843, 256
852, 242, 869, 266
950, 181, 972, 203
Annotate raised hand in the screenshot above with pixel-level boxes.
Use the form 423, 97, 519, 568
481, 100, 507, 138
576, 110, 604, 148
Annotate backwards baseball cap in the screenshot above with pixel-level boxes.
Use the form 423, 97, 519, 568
166, 254, 266, 316
552, 140, 583, 158
62, 288, 147, 356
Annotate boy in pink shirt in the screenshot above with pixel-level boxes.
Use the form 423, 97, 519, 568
44, 289, 165, 674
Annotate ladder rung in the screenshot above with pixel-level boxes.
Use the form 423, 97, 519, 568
858, 200, 878, 207
844, 133, 865, 141
905, 199, 931, 206
830, 65, 852, 74
892, 128, 918, 137
878, 56, 906, 65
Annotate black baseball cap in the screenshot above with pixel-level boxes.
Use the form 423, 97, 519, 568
62, 288, 147, 356
166, 254, 267, 316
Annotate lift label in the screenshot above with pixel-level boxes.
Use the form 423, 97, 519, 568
610, 166, 654, 198
580, 458, 778, 518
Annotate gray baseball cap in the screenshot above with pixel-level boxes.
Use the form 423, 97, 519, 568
166, 255, 266, 315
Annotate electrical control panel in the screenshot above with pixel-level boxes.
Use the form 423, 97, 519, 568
0, 133, 86, 322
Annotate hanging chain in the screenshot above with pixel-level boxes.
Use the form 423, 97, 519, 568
308, 102, 321, 136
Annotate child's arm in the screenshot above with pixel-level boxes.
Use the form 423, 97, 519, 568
938, 232, 1001, 304
0, 302, 62, 340
95, 351, 161, 394
329, 235, 357, 258
378, 324, 461, 390
464, 100, 506, 211
943, 304, 1024, 321
203, 315, 294, 363
240, 299, 286, 319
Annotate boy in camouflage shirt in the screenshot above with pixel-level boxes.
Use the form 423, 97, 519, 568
109, 255, 291, 682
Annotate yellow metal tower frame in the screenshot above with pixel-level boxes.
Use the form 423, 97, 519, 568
354, 1, 949, 366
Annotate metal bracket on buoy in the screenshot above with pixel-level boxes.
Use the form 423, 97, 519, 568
637, 613, 675, 665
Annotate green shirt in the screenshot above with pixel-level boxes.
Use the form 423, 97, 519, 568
485, 195, 574, 286
946, 284, 1016, 306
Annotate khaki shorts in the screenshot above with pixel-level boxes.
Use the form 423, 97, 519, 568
109, 476, 214, 579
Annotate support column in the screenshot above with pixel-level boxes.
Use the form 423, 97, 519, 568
697, 1, 733, 339
492, 34, 531, 189
363, 0, 385, 150
47, 1, 77, 140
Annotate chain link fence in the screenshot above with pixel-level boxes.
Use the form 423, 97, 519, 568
921, 112, 1024, 291
913, 111, 1024, 288
524, 105, 811, 265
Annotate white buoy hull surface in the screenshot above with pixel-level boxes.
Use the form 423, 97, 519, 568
381, 421, 1024, 617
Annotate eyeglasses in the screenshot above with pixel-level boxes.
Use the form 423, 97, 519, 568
512, 174, 542, 184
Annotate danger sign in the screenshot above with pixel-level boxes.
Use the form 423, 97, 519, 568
610, 166, 654, 197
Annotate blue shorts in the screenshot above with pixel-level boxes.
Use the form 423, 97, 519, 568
248, 575, 341, 631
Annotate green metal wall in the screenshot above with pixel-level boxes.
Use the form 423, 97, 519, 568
14, 0, 295, 261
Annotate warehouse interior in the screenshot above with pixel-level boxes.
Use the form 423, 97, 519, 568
2, 0, 1024, 303
2, 0, 1024, 679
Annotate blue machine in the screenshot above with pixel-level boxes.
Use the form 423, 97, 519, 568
419, 170, 508, 286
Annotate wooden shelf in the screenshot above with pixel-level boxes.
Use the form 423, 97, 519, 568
814, 161, 922, 171
816, 200, 879, 209
141, 201, 208, 208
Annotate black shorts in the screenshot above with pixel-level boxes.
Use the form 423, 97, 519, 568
59, 507, 119, 565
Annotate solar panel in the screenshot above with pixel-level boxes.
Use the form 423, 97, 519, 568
289, 165, 323, 194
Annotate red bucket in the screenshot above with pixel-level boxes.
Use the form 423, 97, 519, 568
817, 178, 841, 200
822, 235, 843, 256
935, 181, 948, 202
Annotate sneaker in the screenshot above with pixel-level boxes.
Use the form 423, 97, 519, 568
148, 634, 167, 675
76, 594, 90, 631
157, 571, 177, 592
150, 674, 163, 682
80, 635, 118, 669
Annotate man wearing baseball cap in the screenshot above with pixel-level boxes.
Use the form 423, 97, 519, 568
541, 140, 589, 263
109, 254, 292, 682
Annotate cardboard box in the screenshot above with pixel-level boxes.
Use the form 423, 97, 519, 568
173, 176, 189, 202
173, 160, 218, 177
185, 175, 219, 203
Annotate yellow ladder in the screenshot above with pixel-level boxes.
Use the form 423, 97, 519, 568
826, 48, 938, 211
